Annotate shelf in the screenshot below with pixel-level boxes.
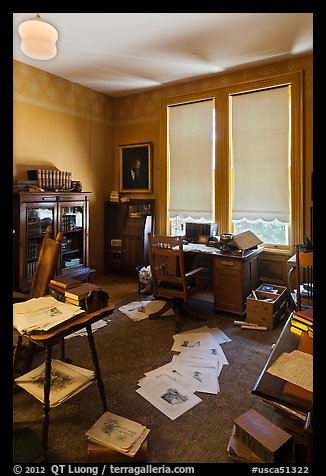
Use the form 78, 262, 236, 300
14, 191, 92, 292
62, 228, 83, 233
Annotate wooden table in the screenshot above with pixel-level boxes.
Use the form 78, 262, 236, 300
252, 314, 313, 462
14, 304, 115, 449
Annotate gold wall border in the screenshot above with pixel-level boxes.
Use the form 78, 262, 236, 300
14, 93, 114, 127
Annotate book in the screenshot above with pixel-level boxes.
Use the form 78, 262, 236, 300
50, 276, 82, 289
233, 409, 293, 463
86, 412, 150, 457
290, 318, 312, 334
231, 230, 263, 251
293, 308, 313, 322
227, 426, 265, 463
14, 426, 45, 463
65, 283, 102, 300
48, 283, 67, 294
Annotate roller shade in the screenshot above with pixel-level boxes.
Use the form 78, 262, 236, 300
168, 99, 214, 220
231, 86, 290, 223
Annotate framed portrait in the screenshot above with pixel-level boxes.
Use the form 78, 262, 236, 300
119, 142, 152, 193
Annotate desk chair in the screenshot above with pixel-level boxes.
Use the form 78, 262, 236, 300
291, 245, 313, 311
148, 233, 206, 332
13, 226, 63, 374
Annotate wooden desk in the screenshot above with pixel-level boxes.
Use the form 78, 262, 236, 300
252, 314, 313, 461
183, 245, 263, 315
14, 304, 115, 449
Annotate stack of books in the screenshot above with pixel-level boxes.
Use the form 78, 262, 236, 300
109, 191, 120, 202
291, 308, 313, 337
227, 408, 293, 463
48, 276, 82, 301
65, 283, 102, 307
27, 169, 73, 191
86, 412, 150, 459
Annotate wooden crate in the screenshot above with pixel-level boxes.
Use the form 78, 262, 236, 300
87, 416, 148, 463
246, 284, 288, 329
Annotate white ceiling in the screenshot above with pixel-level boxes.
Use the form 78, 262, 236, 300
13, 12, 313, 98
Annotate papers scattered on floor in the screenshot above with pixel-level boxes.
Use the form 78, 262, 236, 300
14, 359, 95, 407
86, 412, 150, 457
136, 325, 231, 419
119, 300, 175, 321
64, 319, 109, 339
13, 296, 84, 334
136, 373, 202, 420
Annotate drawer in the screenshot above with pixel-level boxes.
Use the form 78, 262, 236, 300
214, 257, 241, 271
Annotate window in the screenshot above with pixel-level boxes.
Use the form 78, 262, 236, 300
230, 86, 291, 247
167, 99, 215, 235
159, 72, 302, 249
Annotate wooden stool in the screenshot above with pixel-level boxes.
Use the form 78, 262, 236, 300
87, 416, 148, 463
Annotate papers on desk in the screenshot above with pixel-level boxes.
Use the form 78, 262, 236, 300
182, 243, 220, 254
13, 296, 84, 334
266, 350, 313, 392
136, 325, 231, 419
14, 359, 95, 407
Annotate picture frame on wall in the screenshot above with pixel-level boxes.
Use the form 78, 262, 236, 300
119, 142, 152, 193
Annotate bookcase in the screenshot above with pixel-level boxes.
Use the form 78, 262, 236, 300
13, 191, 95, 292
104, 199, 154, 274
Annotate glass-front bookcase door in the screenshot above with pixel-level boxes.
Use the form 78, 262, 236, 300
58, 202, 86, 273
25, 205, 56, 280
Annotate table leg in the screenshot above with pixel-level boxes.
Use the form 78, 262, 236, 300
86, 324, 108, 412
13, 334, 23, 381
42, 345, 52, 448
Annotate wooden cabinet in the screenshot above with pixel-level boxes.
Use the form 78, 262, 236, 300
104, 199, 154, 274
213, 249, 262, 316
13, 191, 95, 292
258, 251, 290, 286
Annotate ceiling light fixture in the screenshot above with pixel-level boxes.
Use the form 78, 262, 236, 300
18, 13, 58, 60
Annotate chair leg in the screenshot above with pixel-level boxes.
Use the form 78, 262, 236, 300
148, 301, 174, 320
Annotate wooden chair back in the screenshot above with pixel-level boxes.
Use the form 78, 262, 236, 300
29, 225, 63, 298
148, 234, 192, 302
295, 247, 313, 311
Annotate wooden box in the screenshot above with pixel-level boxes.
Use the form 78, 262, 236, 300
246, 284, 288, 329
234, 408, 293, 463
87, 417, 148, 463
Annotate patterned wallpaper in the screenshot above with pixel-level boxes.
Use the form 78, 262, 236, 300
13, 60, 114, 125
114, 54, 313, 125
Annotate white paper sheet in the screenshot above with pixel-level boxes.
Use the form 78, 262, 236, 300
119, 300, 175, 321
175, 325, 232, 345
267, 350, 313, 392
171, 331, 217, 352
136, 373, 202, 420
13, 296, 84, 334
